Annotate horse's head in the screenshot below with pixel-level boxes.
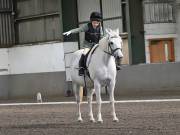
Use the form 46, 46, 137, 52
104, 29, 123, 66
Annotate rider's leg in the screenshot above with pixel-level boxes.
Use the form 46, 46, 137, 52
116, 65, 121, 70
115, 59, 122, 70
79, 54, 85, 76
79, 48, 91, 76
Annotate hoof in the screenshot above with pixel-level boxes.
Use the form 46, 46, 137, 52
97, 120, 103, 123
90, 118, 96, 123
78, 118, 83, 123
113, 118, 119, 122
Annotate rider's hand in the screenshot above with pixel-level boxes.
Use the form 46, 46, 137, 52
63, 31, 71, 36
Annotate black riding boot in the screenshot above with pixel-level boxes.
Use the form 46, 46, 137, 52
116, 65, 121, 70
115, 58, 122, 71
79, 54, 85, 76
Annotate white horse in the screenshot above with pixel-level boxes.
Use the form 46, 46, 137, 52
70, 29, 123, 123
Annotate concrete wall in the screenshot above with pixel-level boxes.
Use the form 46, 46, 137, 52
9, 72, 66, 99
0, 42, 67, 100
0, 72, 66, 100
63, 42, 79, 82
0, 75, 9, 99
0, 49, 9, 75
115, 62, 180, 97
1, 41, 180, 100
9, 43, 65, 74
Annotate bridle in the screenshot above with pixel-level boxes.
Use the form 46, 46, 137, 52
104, 37, 121, 57
86, 36, 122, 68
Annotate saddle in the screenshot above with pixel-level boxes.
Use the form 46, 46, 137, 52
78, 53, 89, 76
78, 45, 99, 76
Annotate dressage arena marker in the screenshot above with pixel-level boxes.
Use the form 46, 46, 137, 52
0, 98, 180, 106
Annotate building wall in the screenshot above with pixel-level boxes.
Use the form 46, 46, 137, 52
121, 38, 129, 64
144, 23, 176, 35
9, 43, 65, 74
0, 49, 9, 75
115, 62, 180, 97
1, 42, 180, 99
143, 0, 180, 63
0, 75, 9, 99
15, 0, 63, 44
7, 72, 66, 100
0, 42, 67, 99
144, 23, 177, 63
175, 1, 180, 61
1, 1, 180, 100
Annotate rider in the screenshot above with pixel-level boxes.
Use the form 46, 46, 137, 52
63, 11, 104, 76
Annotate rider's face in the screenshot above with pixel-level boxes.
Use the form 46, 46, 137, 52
92, 21, 100, 28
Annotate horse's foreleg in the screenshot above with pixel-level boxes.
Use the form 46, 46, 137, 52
73, 83, 83, 122
108, 82, 119, 122
87, 89, 95, 122
77, 101, 82, 122
94, 80, 103, 123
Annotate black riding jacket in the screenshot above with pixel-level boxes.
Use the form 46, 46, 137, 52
85, 23, 101, 44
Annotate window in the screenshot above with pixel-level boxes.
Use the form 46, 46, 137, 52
143, 0, 175, 24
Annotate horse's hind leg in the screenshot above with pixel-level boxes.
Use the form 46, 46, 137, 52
73, 83, 83, 122
107, 81, 119, 122
87, 88, 95, 122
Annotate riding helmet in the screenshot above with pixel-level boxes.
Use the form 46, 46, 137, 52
90, 11, 102, 22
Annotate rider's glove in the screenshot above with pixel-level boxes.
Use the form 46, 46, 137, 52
63, 31, 72, 36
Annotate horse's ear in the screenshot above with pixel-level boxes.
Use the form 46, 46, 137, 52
105, 28, 113, 37
115, 29, 119, 35
105, 29, 111, 35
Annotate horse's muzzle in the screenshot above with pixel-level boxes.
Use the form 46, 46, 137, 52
115, 56, 123, 66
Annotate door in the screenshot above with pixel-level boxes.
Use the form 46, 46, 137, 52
149, 39, 175, 63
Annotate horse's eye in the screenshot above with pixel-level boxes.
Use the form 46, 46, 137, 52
109, 42, 113, 45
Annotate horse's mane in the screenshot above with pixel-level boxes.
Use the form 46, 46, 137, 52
99, 30, 121, 49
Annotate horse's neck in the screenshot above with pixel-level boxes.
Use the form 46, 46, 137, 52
96, 37, 114, 65
99, 37, 108, 51
97, 37, 108, 56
